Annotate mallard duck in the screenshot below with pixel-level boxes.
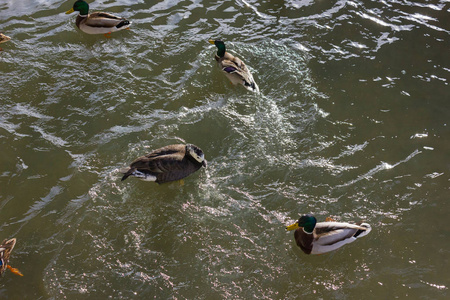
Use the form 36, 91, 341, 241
65, 0, 131, 37
286, 214, 371, 255
0, 238, 23, 277
208, 39, 259, 93
121, 144, 207, 184
0, 33, 11, 51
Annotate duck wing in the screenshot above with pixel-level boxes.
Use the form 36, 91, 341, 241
132, 152, 185, 174
218, 52, 258, 91
122, 144, 194, 182
220, 55, 251, 78
314, 222, 368, 246
154, 157, 202, 183
129, 144, 186, 173
85, 12, 127, 28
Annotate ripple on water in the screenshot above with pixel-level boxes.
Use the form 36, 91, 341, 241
0, 0, 449, 298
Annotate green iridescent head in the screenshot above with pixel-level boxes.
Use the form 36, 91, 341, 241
286, 214, 317, 234
209, 39, 226, 57
66, 0, 90, 16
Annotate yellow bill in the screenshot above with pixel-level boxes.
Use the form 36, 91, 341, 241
208, 39, 215, 45
286, 222, 300, 231
65, 8, 75, 14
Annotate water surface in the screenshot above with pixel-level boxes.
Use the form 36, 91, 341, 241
0, 0, 449, 299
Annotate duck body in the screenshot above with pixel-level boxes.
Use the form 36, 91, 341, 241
0, 33, 11, 51
0, 238, 16, 276
209, 39, 259, 93
0, 33, 11, 44
286, 215, 371, 255
66, 0, 131, 35
121, 144, 207, 184
75, 13, 131, 35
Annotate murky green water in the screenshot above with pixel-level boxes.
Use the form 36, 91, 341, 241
1, 0, 449, 298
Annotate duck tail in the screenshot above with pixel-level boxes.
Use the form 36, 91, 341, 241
251, 81, 260, 93
244, 81, 259, 93
116, 20, 131, 29
354, 223, 371, 238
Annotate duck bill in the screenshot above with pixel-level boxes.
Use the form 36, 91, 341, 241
65, 8, 75, 14
202, 160, 207, 168
208, 39, 215, 45
286, 223, 299, 231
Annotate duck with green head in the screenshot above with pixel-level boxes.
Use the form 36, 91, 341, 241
286, 214, 371, 255
65, 0, 131, 37
208, 39, 259, 93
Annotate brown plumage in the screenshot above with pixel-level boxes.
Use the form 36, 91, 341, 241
75, 12, 130, 32
0, 33, 10, 51
294, 230, 314, 254
0, 33, 10, 44
0, 238, 16, 276
66, 0, 131, 36
209, 39, 259, 92
121, 144, 207, 184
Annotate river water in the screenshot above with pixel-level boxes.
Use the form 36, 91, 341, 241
0, 0, 449, 299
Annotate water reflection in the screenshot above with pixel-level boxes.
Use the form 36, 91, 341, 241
0, 0, 448, 298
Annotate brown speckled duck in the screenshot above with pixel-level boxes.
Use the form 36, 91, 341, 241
0, 238, 23, 277
209, 39, 259, 93
121, 144, 207, 184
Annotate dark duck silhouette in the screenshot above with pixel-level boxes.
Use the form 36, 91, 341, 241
121, 144, 207, 184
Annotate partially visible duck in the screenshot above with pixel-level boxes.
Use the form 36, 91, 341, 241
0, 33, 11, 51
121, 144, 207, 184
0, 238, 23, 277
286, 214, 371, 255
209, 39, 259, 93
65, 0, 131, 38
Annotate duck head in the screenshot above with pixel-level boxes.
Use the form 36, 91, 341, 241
186, 144, 207, 167
286, 214, 317, 234
66, 0, 89, 15
209, 39, 226, 57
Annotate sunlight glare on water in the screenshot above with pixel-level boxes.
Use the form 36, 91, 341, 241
0, 0, 449, 298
